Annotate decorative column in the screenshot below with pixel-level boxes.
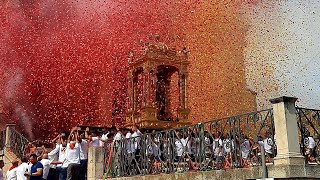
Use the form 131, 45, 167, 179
270, 96, 305, 166
179, 74, 185, 109
132, 74, 138, 124
142, 70, 147, 107
87, 147, 104, 180
150, 68, 157, 108
5, 124, 15, 148
178, 72, 190, 121
144, 65, 155, 107
126, 72, 134, 125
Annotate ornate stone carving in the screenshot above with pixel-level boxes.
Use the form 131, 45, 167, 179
125, 36, 191, 130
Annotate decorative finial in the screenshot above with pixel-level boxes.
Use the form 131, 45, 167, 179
128, 50, 134, 63
144, 42, 150, 54
181, 47, 189, 55
155, 34, 160, 42
148, 33, 153, 40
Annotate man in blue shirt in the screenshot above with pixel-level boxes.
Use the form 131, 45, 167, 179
25, 154, 43, 180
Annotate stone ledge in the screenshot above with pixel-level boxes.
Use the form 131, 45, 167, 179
107, 165, 320, 180
269, 96, 298, 104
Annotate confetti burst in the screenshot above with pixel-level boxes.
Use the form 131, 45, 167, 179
0, 0, 291, 141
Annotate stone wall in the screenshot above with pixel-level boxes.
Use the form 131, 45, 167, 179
89, 163, 320, 180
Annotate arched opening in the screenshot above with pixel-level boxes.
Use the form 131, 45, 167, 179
156, 65, 179, 121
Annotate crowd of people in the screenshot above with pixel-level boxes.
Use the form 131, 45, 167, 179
0, 126, 107, 180
102, 127, 278, 177
0, 124, 318, 179
100, 125, 319, 177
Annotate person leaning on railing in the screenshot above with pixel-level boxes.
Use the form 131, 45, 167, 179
213, 132, 224, 169
304, 131, 318, 163
241, 135, 251, 168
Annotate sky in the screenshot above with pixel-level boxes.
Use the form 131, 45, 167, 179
244, 0, 320, 110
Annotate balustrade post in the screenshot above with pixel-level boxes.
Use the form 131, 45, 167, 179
5, 124, 16, 148
270, 96, 305, 166
87, 147, 104, 180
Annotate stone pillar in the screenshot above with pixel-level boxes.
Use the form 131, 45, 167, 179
142, 71, 147, 107
270, 96, 305, 166
5, 124, 15, 148
87, 147, 104, 180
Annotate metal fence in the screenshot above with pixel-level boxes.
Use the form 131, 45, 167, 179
296, 107, 320, 164
8, 127, 29, 159
102, 109, 275, 178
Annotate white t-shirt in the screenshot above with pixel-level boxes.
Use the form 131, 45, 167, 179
241, 139, 251, 159
114, 132, 122, 141
6, 168, 17, 180
48, 144, 60, 169
62, 143, 80, 168
125, 132, 134, 153
90, 137, 100, 147
175, 138, 188, 157
223, 139, 232, 154
0, 169, 3, 180
187, 137, 193, 155
204, 137, 211, 154
101, 133, 109, 141
263, 138, 274, 154
151, 142, 161, 157
16, 162, 29, 180
80, 139, 88, 160
306, 136, 316, 149
213, 138, 223, 156
57, 145, 67, 167
132, 130, 142, 151
40, 159, 51, 179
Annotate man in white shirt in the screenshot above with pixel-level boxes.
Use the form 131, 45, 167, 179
100, 127, 109, 142
174, 132, 188, 162
131, 125, 142, 154
16, 157, 29, 180
64, 141, 80, 180
113, 129, 122, 142
131, 125, 142, 169
79, 134, 88, 180
55, 141, 67, 180
241, 136, 251, 159
305, 132, 318, 162
47, 143, 60, 180
125, 129, 133, 154
85, 127, 101, 147
40, 154, 51, 180
0, 160, 4, 180
64, 127, 81, 180
213, 134, 223, 161
6, 160, 18, 180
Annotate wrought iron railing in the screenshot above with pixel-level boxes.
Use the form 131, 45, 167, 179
8, 127, 29, 159
296, 107, 320, 163
102, 109, 275, 178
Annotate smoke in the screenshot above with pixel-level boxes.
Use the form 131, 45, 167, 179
14, 104, 34, 140
4, 68, 34, 140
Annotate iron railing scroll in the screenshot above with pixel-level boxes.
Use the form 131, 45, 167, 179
296, 107, 320, 164
8, 127, 29, 159
103, 109, 275, 178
